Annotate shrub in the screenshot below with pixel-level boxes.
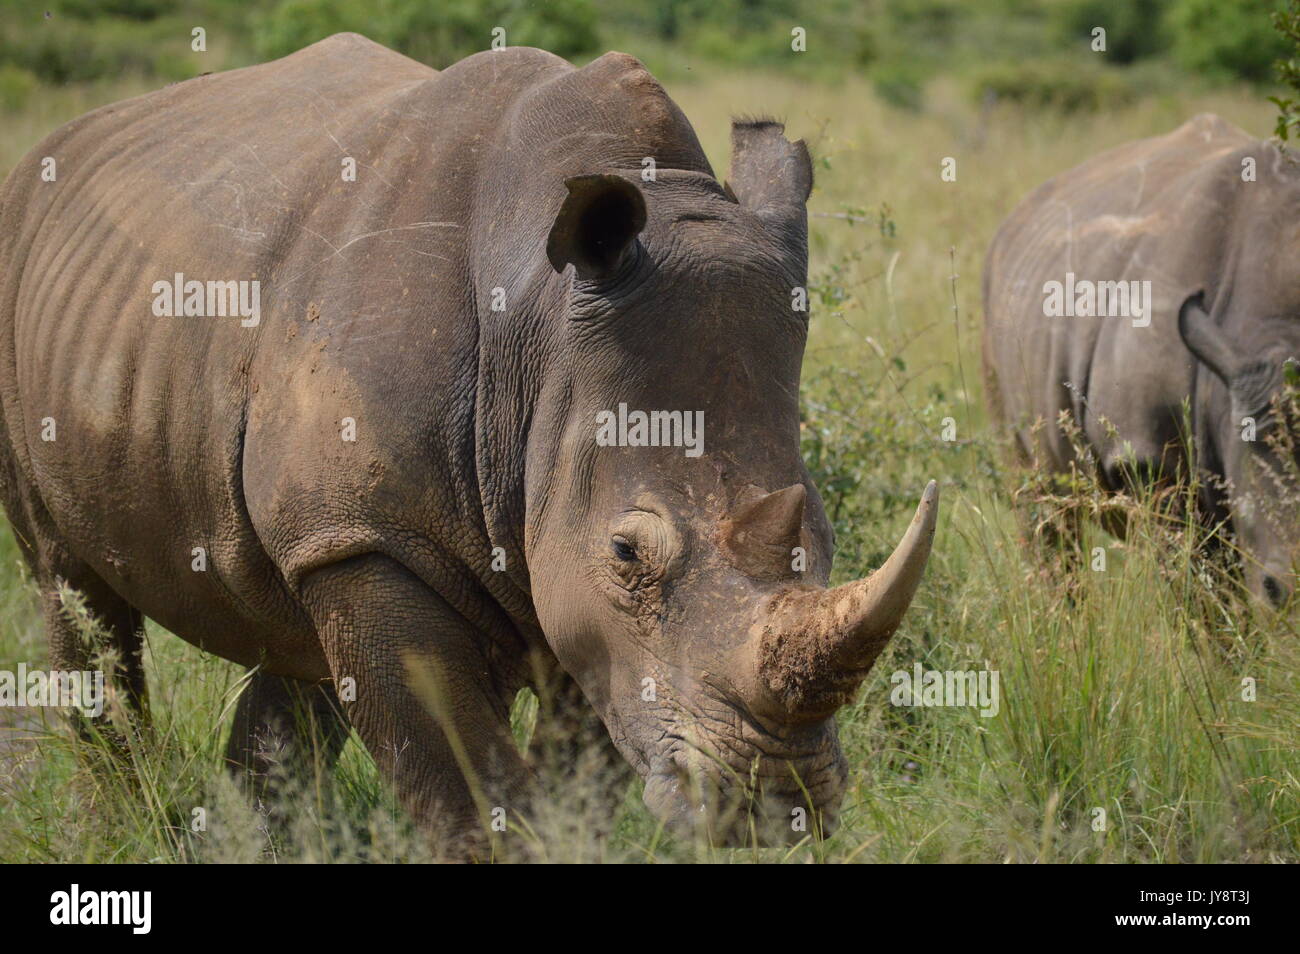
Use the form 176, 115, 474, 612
1051, 0, 1173, 64
0, 14, 182, 84
56, 0, 177, 19
253, 0, 600, 67
871, 60, 926, 111
1271, 0, 1300, 141
969, 58, 1135, 112
0, 63, 37, 111
1166, 0, 1288, 84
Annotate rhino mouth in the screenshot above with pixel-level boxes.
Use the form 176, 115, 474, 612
640, 725, 847, 845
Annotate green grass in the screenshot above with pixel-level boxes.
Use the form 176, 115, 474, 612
0, 68, 1296, 863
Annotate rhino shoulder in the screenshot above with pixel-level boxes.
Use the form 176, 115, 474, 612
280, 32, 433, 75
1155, 113, 1300, 204
499, 49, 711, 175
246, 31, 434, 88
573, 51, 690, 140
992, 113, 1262, 251
1168, 112, 1253, 148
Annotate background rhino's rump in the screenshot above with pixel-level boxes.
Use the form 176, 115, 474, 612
982, 112, 1300, 488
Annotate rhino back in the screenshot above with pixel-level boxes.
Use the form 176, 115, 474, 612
982, 113, 1294, 482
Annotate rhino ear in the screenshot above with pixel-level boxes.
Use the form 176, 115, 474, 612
547, 174, 647, 281
1178, 289, 1246, 384
727, 119, 812, 256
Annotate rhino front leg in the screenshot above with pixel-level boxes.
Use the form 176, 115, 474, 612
39, 569, 150, 747
301, 554, 529, 859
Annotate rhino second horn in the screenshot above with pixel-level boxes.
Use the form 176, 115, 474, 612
751, 481, 939, 722
720, 483, 807, 580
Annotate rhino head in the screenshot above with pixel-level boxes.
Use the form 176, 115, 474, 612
1180, 289, 1300, 608
522, 120, 938, 843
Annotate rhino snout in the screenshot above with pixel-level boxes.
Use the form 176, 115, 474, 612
641, 743, 847, 846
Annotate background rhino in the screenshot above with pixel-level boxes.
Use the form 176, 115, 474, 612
0, 34, 937, 852
984, 113, 1300, 606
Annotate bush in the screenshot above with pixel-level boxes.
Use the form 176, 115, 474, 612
56, 0, 177, 19
0, 13, 185, 84
249, 0, 370, 62
1273, 0, 1300, 140
969, 58, 1135, 112
1051, 0, 1173, 64
1167, 0, 1288, 84
253, 0, 600, 67
0, 63, 37, 111
871, 59, 925, 111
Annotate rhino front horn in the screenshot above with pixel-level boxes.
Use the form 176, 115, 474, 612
749, 481, 939, 722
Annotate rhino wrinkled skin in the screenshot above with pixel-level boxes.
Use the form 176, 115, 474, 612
0, 34, 937, 853
984, 113, 1300, 607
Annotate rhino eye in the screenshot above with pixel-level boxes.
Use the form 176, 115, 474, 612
612, 537, 638, 562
